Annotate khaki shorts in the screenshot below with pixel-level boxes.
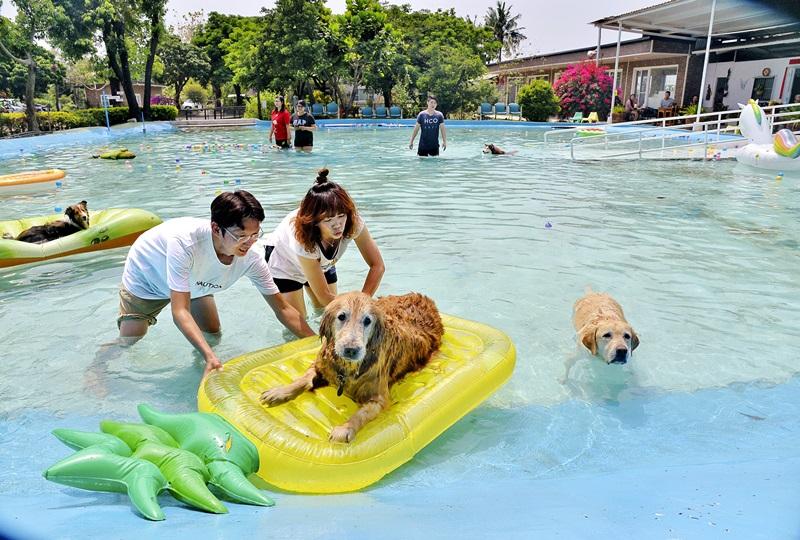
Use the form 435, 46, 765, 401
117, 287, 170, 328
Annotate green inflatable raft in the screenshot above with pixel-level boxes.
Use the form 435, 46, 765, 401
0, 208, 161, 268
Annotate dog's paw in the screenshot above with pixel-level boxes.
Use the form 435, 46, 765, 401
260, 386, 294, 406
329, 425, 355, 443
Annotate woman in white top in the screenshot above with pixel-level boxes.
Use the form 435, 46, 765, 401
264, 168, 384, 318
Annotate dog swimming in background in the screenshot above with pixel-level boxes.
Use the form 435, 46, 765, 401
11, 201, 90, 244
482, 143, 518, 156
260, 291, 444, 443
572, 289, 639, 365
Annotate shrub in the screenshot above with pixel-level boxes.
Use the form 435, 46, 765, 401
554, 62, 615, 119
149, 105, 178, 120
516, 80, 560, 121
243, 91, 276, 120
184, 82, 207, 106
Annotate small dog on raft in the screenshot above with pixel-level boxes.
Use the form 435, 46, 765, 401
260, 291, 444, 443
482, 143, 517, 156
572, 289, 639, 365
11, 201, 90, 244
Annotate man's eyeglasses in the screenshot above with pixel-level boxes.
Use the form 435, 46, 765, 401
222, 226, 264, 244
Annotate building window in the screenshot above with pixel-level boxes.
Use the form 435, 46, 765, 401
751, 77, 774, 103
633, 66, 678, 109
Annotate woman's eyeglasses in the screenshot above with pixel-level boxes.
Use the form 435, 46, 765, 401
222, 226, 264, 243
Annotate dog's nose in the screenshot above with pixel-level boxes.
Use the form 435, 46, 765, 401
342, 346, 361, 360
611, 348, 628, 364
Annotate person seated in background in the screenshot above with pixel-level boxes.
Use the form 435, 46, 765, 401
660, 91, 675, 109
624, 94, 639, 121
658, 91, 676, 118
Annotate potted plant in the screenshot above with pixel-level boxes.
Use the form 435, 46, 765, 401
681, 103, 699, 124
611, 104, 625, 123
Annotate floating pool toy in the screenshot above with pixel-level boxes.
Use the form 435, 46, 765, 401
92, 148, 136, 160
198, 314, 516, 493
576, 127, 605, 137
43, 404, 273, 521
0, 169, 66, 195
736, 99, 800, 172
0, 208, 161, 268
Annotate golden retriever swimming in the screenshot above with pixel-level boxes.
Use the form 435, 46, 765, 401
260, 292, 444, 443
572, 291, 639, 365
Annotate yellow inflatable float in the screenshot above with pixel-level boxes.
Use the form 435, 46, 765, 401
0, 169, 66, 195
198, 314, 515, 493
0, 208, 161, 267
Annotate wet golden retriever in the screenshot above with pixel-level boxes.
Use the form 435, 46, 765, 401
260, 292, 444, 443
572, 291, 639, 365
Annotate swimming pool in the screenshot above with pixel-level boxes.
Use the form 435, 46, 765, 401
1, 123, 799, 539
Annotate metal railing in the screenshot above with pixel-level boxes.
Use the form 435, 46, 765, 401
180, 106, 246, 121
544, 103, 800, 161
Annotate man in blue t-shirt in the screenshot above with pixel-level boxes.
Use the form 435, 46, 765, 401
408, 96, 447, 157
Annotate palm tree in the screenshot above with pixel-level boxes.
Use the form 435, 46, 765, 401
484, 1, 527, 63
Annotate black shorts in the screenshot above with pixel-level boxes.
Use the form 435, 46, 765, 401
265, 245, 337, 293
275, 139, 290, 149
418, 146, 439, 157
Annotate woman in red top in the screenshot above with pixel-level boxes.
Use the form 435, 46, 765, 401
269, 95, 291, 149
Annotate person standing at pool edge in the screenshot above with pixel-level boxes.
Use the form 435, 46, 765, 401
263, 168, 385, 319
409, 96, 447, 156
117, 191, 315, 377
269, 95, 292, 149
291, 100, 316, 152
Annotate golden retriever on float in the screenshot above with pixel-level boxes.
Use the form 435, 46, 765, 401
260, 292, 444, 443
572, 290, 639, 365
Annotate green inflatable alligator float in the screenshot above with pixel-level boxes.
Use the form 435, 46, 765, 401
92, 148, 136, 159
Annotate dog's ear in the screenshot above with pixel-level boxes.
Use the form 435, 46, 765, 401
630, 328, 640, 351
579, 325, 597, 355
359, 308, 385, 376
319, 300, 338, 343
79, 201, 87, 209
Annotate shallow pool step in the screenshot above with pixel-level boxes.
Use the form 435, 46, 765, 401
173, 118, 256, 129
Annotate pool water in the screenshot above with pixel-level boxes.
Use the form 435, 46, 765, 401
1, 124, 799, 539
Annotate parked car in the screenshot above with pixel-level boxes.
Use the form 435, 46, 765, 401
0, 99, 25, 113
181, 100, 202, 110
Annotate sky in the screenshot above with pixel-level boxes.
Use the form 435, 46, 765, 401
1, 0, 657, 56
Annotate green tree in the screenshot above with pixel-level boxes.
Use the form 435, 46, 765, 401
382, 7, 498, 115
417, 43, 492, 116
0, 0, 64, 131
255, 0, 331, 98
484, 1, 526, 63
159, 33, 209, 106
193, 12, 245, 106
516, 79, 559, 121
141, 0, 167, 117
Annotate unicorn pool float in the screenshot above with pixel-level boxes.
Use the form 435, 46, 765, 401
736, 99, 800, 171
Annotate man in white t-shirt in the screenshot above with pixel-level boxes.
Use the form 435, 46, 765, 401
118, 190, 315, 376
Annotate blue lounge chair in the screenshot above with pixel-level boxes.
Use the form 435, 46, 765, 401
326, 102, 339, 118
478, 102, 493, 120
508, 102, 522, 121
494, 102, 507, 119
569, 112, 584, 123
374, 106, 388, 119
311, 103, 327, 118
360, 106, 374, 118
389, 105, 402, 119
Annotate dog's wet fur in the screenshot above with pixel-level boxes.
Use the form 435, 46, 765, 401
260, 291, 444, 443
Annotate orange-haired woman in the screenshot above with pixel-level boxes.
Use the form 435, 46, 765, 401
263, 168, 384, 318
